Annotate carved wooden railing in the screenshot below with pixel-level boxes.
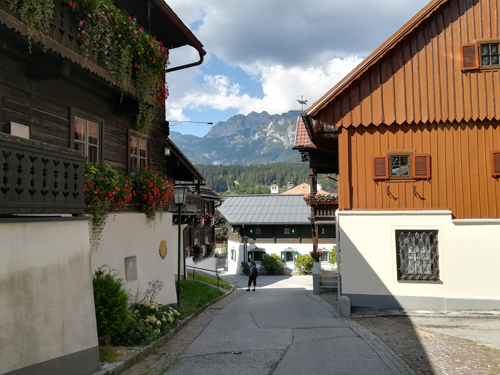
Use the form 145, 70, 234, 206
305, 200, 338, 222
0, 135, 86, 215
167, 194, 204, 216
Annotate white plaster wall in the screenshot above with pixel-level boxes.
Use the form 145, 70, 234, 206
226, 240, 336, 274
338, 211, 500, 302
90, 212, 176, 305
0, 220, 98, 374
185, 256, 218, 277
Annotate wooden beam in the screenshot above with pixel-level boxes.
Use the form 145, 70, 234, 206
27, 60, 71, 81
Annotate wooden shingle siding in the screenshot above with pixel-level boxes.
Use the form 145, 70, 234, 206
339, 121, 500, 219
325, 0, 500, 129
0, 50, 167, 175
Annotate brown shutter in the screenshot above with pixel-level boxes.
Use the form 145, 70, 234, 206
492, 151, 500, 176
373, 156, 389, 179
413, 154, 430, 179
461, 44, 479, 70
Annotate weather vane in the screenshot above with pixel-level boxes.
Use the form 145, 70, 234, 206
297, 95, 308, 112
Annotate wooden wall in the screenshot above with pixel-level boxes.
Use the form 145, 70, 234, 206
228, 224, 336, 244
317, 0, 500, 129
338, 121, 500, 219
0, 49, 167, 175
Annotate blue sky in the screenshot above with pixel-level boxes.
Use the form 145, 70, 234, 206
165, 0, 431, 137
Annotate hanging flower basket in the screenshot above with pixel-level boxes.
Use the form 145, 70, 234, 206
196, 214, 206, 227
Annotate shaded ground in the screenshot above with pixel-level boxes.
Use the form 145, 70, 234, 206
354, 317, 500, 375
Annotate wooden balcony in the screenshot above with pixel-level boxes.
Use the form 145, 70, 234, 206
0, 0, 137, 96
306, 200, 338, 222
0, 134, 86, 215
167, 194, 204, 216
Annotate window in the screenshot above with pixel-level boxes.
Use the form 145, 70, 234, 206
492, 151, 500, 177
373, 153, 430, 180
396, 230, 440, 281
248, 227, 261, 236
248, 250, 263, 262
70, 109, 103, 163
320, 251, 329, 262
205, 201, 210, 214
231, 249, 235, 261
194, 230, 199, 245
389, 153, 412, 179
231, 226, 236, 234
481, 42, 500, 67
283, 227, 296, 236
205, 229, 209, 244
128, 130, 150, 174
281, 250, 298, 262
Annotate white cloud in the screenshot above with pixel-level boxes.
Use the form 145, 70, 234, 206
166, 55, 363, 119
164, 0, 430, 128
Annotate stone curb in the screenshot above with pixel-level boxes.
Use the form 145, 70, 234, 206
92, 285, 235, 375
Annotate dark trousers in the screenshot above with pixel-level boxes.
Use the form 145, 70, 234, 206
248, 274, 257, 288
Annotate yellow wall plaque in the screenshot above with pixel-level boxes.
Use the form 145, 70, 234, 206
159, 240, 167, 259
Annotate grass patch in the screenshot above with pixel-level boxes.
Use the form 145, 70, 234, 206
99, 346, 125, 363
188, 272, 232, 289
178, 280, 225, 319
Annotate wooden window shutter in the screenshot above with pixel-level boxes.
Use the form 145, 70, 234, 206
461, 44, 479, 70
413, 154, 431, 179
492, 151, 500, 177
372, 156, 389, 179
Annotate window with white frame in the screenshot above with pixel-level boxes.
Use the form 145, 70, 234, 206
205, 229, 209, 244
396, 230, 440, 281
194, 230, 199, 245
71, 110, 103, 163
320, 251, 330, 262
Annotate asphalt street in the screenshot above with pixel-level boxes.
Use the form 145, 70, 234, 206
163, 276, 398, 375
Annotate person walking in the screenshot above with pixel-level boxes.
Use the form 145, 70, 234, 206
246, 261, 258, 291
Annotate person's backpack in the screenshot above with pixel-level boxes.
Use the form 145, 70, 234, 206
253, 266, 258, 276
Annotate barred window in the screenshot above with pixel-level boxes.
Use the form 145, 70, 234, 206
396, 230, 440, 281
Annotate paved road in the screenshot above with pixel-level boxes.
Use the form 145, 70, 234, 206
163, 277, 405, 375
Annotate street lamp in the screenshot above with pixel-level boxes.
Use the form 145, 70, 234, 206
174, 185, 187, 308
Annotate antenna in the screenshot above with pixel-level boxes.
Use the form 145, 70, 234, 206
296, 95, 308, 112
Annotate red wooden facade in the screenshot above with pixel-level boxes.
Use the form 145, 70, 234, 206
305, 0, 500, 219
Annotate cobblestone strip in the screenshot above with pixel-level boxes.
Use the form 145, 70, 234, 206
357, 317, 500, 375
313, 293, 415, 375
340, 318, 416, 375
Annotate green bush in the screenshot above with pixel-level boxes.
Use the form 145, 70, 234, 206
329, 246, 337, 264
260, 253, 284, 275
115, 302, 180, 346
241, 261, 250, 275
294, 254, 314, 274
93, 266, 130, 343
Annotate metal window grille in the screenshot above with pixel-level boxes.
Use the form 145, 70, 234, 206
397, 230, 439, 281
320, 251, 329, 262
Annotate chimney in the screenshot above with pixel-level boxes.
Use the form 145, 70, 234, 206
270, 184, 279, 194
286, 182, 294, 190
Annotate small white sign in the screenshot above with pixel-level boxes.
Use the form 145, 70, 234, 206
10, 122, 30, 139
164, 147, 171, 156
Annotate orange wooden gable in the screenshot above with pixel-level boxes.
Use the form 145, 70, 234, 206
307, 0, 500, 128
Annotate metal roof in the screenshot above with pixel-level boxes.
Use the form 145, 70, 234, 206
218, 194, 311, 225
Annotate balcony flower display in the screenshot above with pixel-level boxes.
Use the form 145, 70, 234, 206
185, 245, 193, 258
196, 214, 206, 228
84, 162, 132, 251
206, 213, 216, 227
7, 0, 170, 136
131, 166, 174, 225
303, 192, 338, 202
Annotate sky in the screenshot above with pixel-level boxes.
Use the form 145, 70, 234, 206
165, 0, 431, 137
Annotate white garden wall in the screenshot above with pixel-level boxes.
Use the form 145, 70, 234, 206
338, 211, 500, 310
0, 218, 99, 375
90, 212, 176, 305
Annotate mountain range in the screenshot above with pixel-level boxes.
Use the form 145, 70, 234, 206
169, 110, 302, 165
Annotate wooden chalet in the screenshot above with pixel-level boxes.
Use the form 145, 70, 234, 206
301, 0, 500, 310
0, 1, 209, 374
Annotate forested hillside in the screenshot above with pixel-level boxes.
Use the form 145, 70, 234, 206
195, 163, 338, 195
